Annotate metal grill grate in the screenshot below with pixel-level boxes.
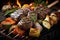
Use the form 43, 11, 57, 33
0, 20, 60, 40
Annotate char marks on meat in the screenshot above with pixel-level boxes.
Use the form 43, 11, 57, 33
18, 17, 33, 30
34, 5, 51, 19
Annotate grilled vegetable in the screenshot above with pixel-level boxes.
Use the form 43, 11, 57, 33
9, 25, 18, 32
42, 15, 51, 29
22, 4, 29, 9
2, 5, 11, 11
42, 20, 51, 29
4, 8, 17, 16
29, 2, 36, 10
1, 20, 12, 29
5, 17, 16, 24
1, 17, 16, 29
29, 28, 40, 37
50, 13, 58, 24
13, 26, 25, 36
44, 15, 55, 26
2, 24, 11, 29
9, 25, 25, 36
1, 17, 16, 28
44, 15, 50, 22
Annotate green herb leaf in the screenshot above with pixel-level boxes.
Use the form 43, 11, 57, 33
4, 8, 17, 16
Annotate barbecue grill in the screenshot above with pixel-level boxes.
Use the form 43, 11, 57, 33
0, 0, 60, 40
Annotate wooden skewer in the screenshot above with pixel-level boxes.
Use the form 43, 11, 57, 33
47, 0, 59, 8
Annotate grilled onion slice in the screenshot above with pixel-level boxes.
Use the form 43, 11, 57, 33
42, 20, 51, 29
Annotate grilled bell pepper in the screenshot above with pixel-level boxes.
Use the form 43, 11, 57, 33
42, 20, 51, 29
13, 26, 25, 36
22, 4, 29, 9
9, 25, 17, 32
2, 24, 11, 29
29, 28, 40, 37
9, 25, 25, 36
1, 17, 16, 29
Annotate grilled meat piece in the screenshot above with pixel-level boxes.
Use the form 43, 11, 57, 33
19, 14, 26, 20
1, 17, 16, 29
34, 5, 50, 19
18, 17, 33, 30
23, 8, 31, 16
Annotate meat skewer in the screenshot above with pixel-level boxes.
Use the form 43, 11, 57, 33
7, 0, 59, 38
